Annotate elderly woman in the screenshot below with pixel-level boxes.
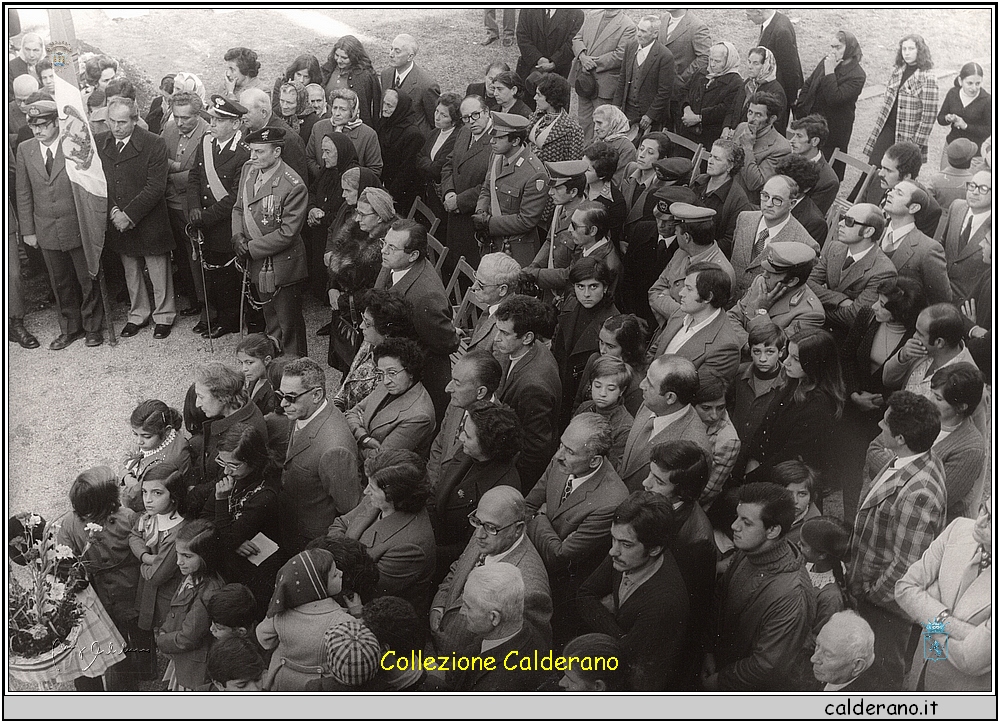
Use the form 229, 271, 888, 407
416, 92, 463, 238
308, 88, 383, 181
271, 54, 323, 115
333, 290, 416, 412
591, 104, 636, 186
378, 89, 426, 215
346, 337, 436, 460
325, 185, 396, 370
321, 35, 382, 128
795, 30, 867, 160
682, 42, 745, 149
491, 70, 533, 118
582, 141, 626, 251
328, 449, 437, 622
276, 81, 319, 144
689, 139, 752, 255
743, 47, 787, 135
432, 401, 522, 570
305, 130, 359, 300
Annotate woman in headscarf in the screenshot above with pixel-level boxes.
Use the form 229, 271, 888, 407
276, 81, 319, 145
305, 130, 359, 300
591, 104, 636, 186
743, 47, 788, 135
795, 30, 867, 160
377, 89, 425, 216
322, 35, 382, 128
271, 54, 323, 116
681, 41, 745, 148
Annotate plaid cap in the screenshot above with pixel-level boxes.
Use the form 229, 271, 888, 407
324, 619, 380, 687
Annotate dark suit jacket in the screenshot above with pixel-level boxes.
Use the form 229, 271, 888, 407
619, 404, 710, 492
690, 174, 753, 256
810, 155, 840, 215
790, 196, 828, 247
758, 11, 804, 105
651, 309, 743, 389
808, 239, 897, 329
97, 127, 174, 256
448, 626, 550, 692
416, 127, 458, 217
380, 63, 440, 137
186, 130, 250, 252
498, 343, 562, 490
427, 402, 465, 490
441, 125, 494, 262
943, 199, 991, 303
263, 115, 308, 184
15, 139, 82, 251
658, 10, 711, 94
577, 550, 690, 690
515, 8, 585, 80
377, 258, 458, 356
885, 227, 952, 305
432, 453, 521, 553
280, 402, 362, 551
613, 39, 675, 125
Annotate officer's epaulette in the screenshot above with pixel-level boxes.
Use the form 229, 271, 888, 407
525, 153, 546, 173
283, 170, 301, 185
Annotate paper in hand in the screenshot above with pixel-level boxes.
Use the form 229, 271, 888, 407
246, 532, 279, 566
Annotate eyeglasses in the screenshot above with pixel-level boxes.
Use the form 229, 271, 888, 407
276, 387, 320, 404
472, 277, 500, 290
373, 368, 406, 381
841, 216, 874, 229
468, 512, 519, 536
215, 456, 245, 472
759, 191, 788, 206
461, 110, 484, 123
966, 182, 992, 194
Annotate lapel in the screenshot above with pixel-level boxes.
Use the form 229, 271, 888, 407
388, 258, 425, 295
891, 229, 920, 270
551, 462, 603, 519
116, 130, 142, 164
285, 403, 331, 464
634, 41, 660, 88
660, 312, 686, 347
493, 151, 520, 182
665, 13, 691, 47
649, 407, 693, 447
470, 312, 496, 347
625, 177, 659, 225
27, 141, 48, 181
837, 244, 871, 288
954, 212, 991, 262
682, 313, 721, 361
367, 509, 414, 550
500, 344, 537, 397
170, 579, 198, 608
447, 544, 480, 610
248, 160, 288, 205
859, 455, 924, 511
368, 384, 419, 434
621, 405, 653, 477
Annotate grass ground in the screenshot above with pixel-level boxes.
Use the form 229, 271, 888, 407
7, 7, 993, 690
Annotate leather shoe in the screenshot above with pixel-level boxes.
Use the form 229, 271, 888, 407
85, 332, 104, 347
316, 323, 331, 336
192, 321, 208, 334
481, 35, 498, 46
153, 324, 172, 339
203, 325, 235, 339
9, 320, 39, 349
180, 303, 203, 317
120, 321, 148, 338
49, 330, 85, 350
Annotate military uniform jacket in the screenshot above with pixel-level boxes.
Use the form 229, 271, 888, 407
729, 278, 826, 338
475, 146, 548, 248
187, 130, 250, 253
232, 160, 308, 288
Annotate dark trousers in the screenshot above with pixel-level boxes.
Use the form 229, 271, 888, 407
260, 280, 307, 358
41, 245, 104, 334
203, 250, 241, 331
857, 598, 922, 691
168, 207, 204, 311
303, 224, 330, 302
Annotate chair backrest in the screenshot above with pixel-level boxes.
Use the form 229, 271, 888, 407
830, 148, 877, 206
445, 256, 477, 311
689, 145, 705, 185
664, 130, 700, 157
407, 195, 441, 237
425, 232, 449, 278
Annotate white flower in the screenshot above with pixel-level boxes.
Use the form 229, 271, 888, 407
48, 580, 67, 602
29, 624, 48, 640
25, 514, 42, 530
84, 522, 103, 535
50, 544, 75, 561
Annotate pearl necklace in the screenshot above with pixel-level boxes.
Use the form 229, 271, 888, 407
142, 428, 177, 458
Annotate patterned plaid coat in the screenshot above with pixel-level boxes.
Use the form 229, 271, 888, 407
848, 449, 947, 619
863, 66, 940, 163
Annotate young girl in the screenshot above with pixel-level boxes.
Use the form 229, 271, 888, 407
573, 356, 634, 469
156, 519, 225, 691
799, 516, 852, 633
57, 467, 142, 689
573, 313, 648, 416
128, 462, 187, 679
256, 548, 355, 691
121, 400, 190, 514
773, 460, 822, 545
236, 334, 280, 416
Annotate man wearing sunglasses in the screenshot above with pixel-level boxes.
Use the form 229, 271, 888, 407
430, 485, 552, 656
808, 201, 897, 331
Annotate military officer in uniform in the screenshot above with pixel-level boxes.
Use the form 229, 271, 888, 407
187, 94, 251, 338
728, 241, 826, 337
474, 112, 548, 266
232, 126, 309, 357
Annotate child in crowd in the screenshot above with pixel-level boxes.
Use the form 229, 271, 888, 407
574, 314, 648, 415
207, 583, 260, 641
128, 462, 187, 678
121, 400, 190, 514
727, 321, 786, 444
573, 355, 634, 469
58, 467, 142, 688
773, 460, 822, 545
557, 634, 629, 692
236, 334, 280, 416
692, 379, 741, 510
157, 519, 225, 691
303, 619, 381, 691
799, 516, 852, 632
207, 636, 267, 691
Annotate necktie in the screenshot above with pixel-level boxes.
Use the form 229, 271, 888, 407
842, 254, 855, 271
44, 149, 53, 176
116, 140, 125, 154
392, 74, 401, 90
644, 412, 656, 442
560, 475, 575, 505
958, 214, 973, 252
881, 227, 894, 253
620, 573, 633, 597
752, 227, 769, 260
663, 16, 673, 39
475, 552, 487, 567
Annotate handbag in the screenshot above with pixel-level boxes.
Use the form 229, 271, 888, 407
258, 257, 276, 295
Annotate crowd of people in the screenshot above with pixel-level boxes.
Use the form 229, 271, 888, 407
7, 8, 992, 694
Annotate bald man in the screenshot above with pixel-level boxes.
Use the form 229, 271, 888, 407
239, 88, 308, 182
9, 33, 44, 93
8, 75, 39, 147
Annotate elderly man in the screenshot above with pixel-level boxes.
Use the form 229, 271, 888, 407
811, 610, 879, 691
658, 9, 710, 133
731, 175, 818, 299
441, 95, 493, 269
187, 95, 250, 338
305, 83, 329, 119
380, 34, 440, 136
703, 482, 814, 691
465, 252, 521, 356
877, 141, 942, 238
882, 303, 977, 398
570, 10, 636, 143
447, 563, 548, 691
619, 354, 709, 492
525, 413, 629, 642
807, 202, 897, 330
8, 32, 44, 92
787, 115, 840, 215
375, 219, 459, 421
239, 88, 308, 183
474, 112, 548, 266
614, 14, 674, 137
278, 357, 361, 553
8, 74, 38, 147
429, 350, 503, 489
731, 91, 791, 203
746, 9, 803, 110
232, 127, 309, 357
729, 241, 824, 336
881, 180, 952, 305
577, 491, 690, 691
97, 96, 176, 340
943, 170, 992, 305
690, 139, 753, 255
16, 99, 104, 349
431, 486, 552, 655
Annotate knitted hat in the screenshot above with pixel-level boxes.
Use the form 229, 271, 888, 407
800, 516, 851, 560
323, 619, 380, 687
946, 138, 978, 169
360, 187, 396, 222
